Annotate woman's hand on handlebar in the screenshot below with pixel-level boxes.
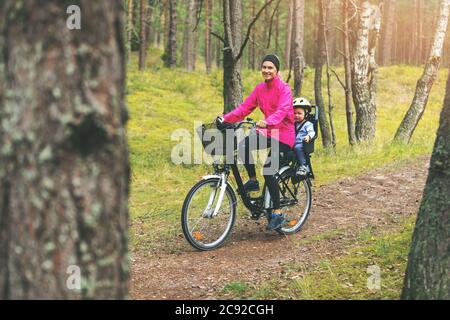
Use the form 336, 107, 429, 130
215, 115, 225, 125
256, 120, 267, 128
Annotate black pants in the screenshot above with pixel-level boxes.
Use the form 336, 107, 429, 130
238, 132, 291, 210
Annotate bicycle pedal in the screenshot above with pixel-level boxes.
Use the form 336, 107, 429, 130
250, 213, 262, 220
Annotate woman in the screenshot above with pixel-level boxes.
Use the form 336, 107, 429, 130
219, 54, 295, 231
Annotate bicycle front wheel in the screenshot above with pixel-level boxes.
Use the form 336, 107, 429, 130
181, 178, 237, 251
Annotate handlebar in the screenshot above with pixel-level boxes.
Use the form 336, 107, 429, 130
235, 118, 256, 129
216, 117, 256, 130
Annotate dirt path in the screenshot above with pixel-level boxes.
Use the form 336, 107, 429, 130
131, 157, 429, 299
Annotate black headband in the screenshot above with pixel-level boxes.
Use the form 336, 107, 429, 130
262, 54, 280, 71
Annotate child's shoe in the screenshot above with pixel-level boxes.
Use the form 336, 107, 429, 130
296, 165, 308, 177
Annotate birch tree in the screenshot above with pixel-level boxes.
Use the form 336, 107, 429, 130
394, 0, 450, 144
352, 1, 381, 142
342, 0, 356, 146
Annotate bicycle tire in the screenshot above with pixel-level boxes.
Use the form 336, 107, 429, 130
181, 177, 237, 251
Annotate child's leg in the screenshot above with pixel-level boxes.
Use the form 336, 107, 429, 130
294, 143, 307, 167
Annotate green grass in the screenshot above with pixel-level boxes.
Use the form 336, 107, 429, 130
222, 282, 249, 297
294, 228, 346, 247
126, 48, 444, 253
220, 216, 416, 300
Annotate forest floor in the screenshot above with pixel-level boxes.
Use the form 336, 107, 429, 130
130, 156, 429, 300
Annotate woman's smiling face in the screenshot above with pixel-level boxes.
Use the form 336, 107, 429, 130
261, 61, 277, 81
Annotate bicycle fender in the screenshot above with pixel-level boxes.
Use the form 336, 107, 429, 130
201, 174, 221, 180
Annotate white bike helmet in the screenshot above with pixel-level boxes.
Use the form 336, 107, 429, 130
293, 97, 312, 114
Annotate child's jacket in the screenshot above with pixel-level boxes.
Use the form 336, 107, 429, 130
295, 121, 315, 146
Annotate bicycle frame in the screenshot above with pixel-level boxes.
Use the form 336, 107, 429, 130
207, 119, 308, 217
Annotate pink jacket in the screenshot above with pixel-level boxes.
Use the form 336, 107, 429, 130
223, 75, 295, 148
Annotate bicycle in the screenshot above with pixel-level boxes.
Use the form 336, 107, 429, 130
181, 117, 316, 251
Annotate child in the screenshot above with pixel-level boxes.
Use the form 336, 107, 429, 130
293, 97, 316, 176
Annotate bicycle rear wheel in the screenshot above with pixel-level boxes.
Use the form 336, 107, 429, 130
181, 177, 237, 250
277, 170, 312, 235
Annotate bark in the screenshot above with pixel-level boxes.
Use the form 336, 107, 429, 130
139, 0, 147, 70
343, 0, 356, 146
285, 0, 294, 70
223, 0, 243, 112
394, 0, 450, 144
292, 0, 305, 96
326, 0, 339, 65
145, 0, 154, 49
380, 0, 396, 66
205, 0, 213, 74
164, 0, 177, 67
0, 0, 129, 299
248, 0, 256, 70
275, 4, 280, 52
163, 0, 169, 48
314, 0, 332, 149
216, 36, 221, 68
402, 68, 450, 300
352, 1, 381, 142
322, 0, 336, 149
127, 0, 133, 58
183, 0, 198, 71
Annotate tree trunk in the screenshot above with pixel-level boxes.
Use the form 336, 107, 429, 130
285, 0, 294, 70
394, 0, 450, 144
205, 0, 213, 74
275, 4, 280, 53
292, 0, 305, 96
0, 0, 129, 299
352, 1, 381, 142
223, 0, 244, 112
326, 0, 339, 65
127, 0, 134, 59
163, 0, 169, 48
216, 37, 221, 68
183, 0, 198, 71
164, 0, 177, 68
343, 0, 356, 146
322, 0, 336, 149
401, 67, 450, 300
248, 0, 256, 70
314, 0, 332, 149
380, 0, 396, 66
139, 0, 147, 70
145, 0, 154, 49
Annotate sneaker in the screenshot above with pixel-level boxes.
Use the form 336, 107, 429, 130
266, 213, 286, 230
296, 165, 308, 177
243, 179, 260, 192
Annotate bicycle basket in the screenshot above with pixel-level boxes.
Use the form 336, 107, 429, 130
196, 122, 237, 156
